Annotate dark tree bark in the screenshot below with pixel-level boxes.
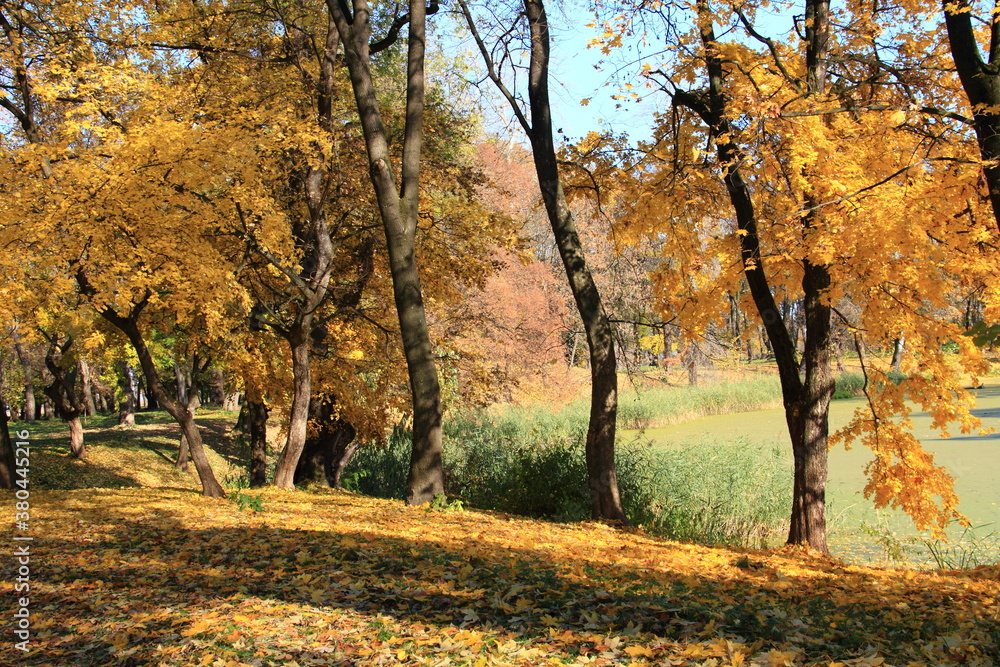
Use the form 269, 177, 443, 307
328, 0, 445, 505
246, 396, 269, 488
294, 396, 358, 488
175, 354, 207, 473
41, 335, 85, 458
459, 0, 627, 523
0, 365, 19, 489
12, 335, 36, 423
257, 17, 339, 490
208, 369, 225, 405
669, 0, 833, 551
143, 372, 159, 411
942, 0, 1000, 230
77, 277, 224, 497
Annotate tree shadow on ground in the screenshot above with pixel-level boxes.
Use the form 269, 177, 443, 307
16, 491, 1000, 666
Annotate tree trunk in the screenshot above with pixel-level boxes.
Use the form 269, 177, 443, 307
42, 338, 86, 459
206, 369, 224, 405
273, 321, 312, 488
522, 0, 627, 523
176, 355, 206, 472
942, 0, 1000, 230
330, 0, 445, 505
78, 359, 97, 417
223, 392, 240, 412
787, 262, 833, 550
247, 396, 269, 488
294, 396, 358, 488
145, 374, 159, 411
675, 0, 831, 551
174, 361, 188, 405
118, 362, 137, 427
0, 367, 19, 489
13, 338, 36, 423
89, 293, 224, 498
890, 336, 905, 372
685, 344, 699, 387
67, 416, 85, 458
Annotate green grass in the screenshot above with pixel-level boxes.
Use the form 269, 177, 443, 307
632, 382, 1000, 567
11, 409, 244, 491
598, 373, 784, 430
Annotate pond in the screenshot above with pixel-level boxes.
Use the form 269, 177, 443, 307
623, 380, 1000, 567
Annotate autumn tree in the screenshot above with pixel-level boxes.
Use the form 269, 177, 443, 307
940, 0, 1000, 229
326, 0, 450, 504
0, 2, 241, 496
596, 0, 998, 546
458, 0, 628, 523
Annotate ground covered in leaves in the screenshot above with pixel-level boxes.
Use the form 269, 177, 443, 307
5, 488, 999, 666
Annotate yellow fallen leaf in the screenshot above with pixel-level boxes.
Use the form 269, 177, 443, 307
625, 645, 655, 658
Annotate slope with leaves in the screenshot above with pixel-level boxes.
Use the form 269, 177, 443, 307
6, 487, 999, 666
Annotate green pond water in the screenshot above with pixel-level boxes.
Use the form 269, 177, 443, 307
623, 381, 1000, 567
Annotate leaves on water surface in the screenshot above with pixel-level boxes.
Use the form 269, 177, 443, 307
5, 488, 999, 666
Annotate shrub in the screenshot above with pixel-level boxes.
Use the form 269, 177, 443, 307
834, 372, 866, 399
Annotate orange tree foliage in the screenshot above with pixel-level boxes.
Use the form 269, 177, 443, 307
0, 0, 520, 488
7, 487, 999, 665
585, 0, 1000, 535
441, 250, 571, 405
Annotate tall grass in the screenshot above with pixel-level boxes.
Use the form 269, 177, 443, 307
344, 375, 792, 547
623, 441, 790, 548
613, 374, 783, 429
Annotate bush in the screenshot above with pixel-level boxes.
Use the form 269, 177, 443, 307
834, 372, 866, 399
345, 424, 411, 500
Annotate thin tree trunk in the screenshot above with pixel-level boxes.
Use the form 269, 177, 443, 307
332, 441, 362, 489
247, 396, 269, 488
42, 337, 86, 459
330, 0, 445, 505
247, 17, 338, 488
118, 362, 137, 427
82, 288, 224, 498
145, 374, 159, 411
674, 0, 831, 551
0, 367, 18, 489
457, 0, 627, 522
13, 337, 35, 423
78, 359, 97, 417
273, 321, 312, 488
890, 336, 905, 372
523, 0, 626, 523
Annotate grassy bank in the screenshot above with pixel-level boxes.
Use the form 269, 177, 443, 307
347, 374, 793, 548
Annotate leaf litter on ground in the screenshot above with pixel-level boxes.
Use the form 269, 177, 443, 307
5, 487, 999, 666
